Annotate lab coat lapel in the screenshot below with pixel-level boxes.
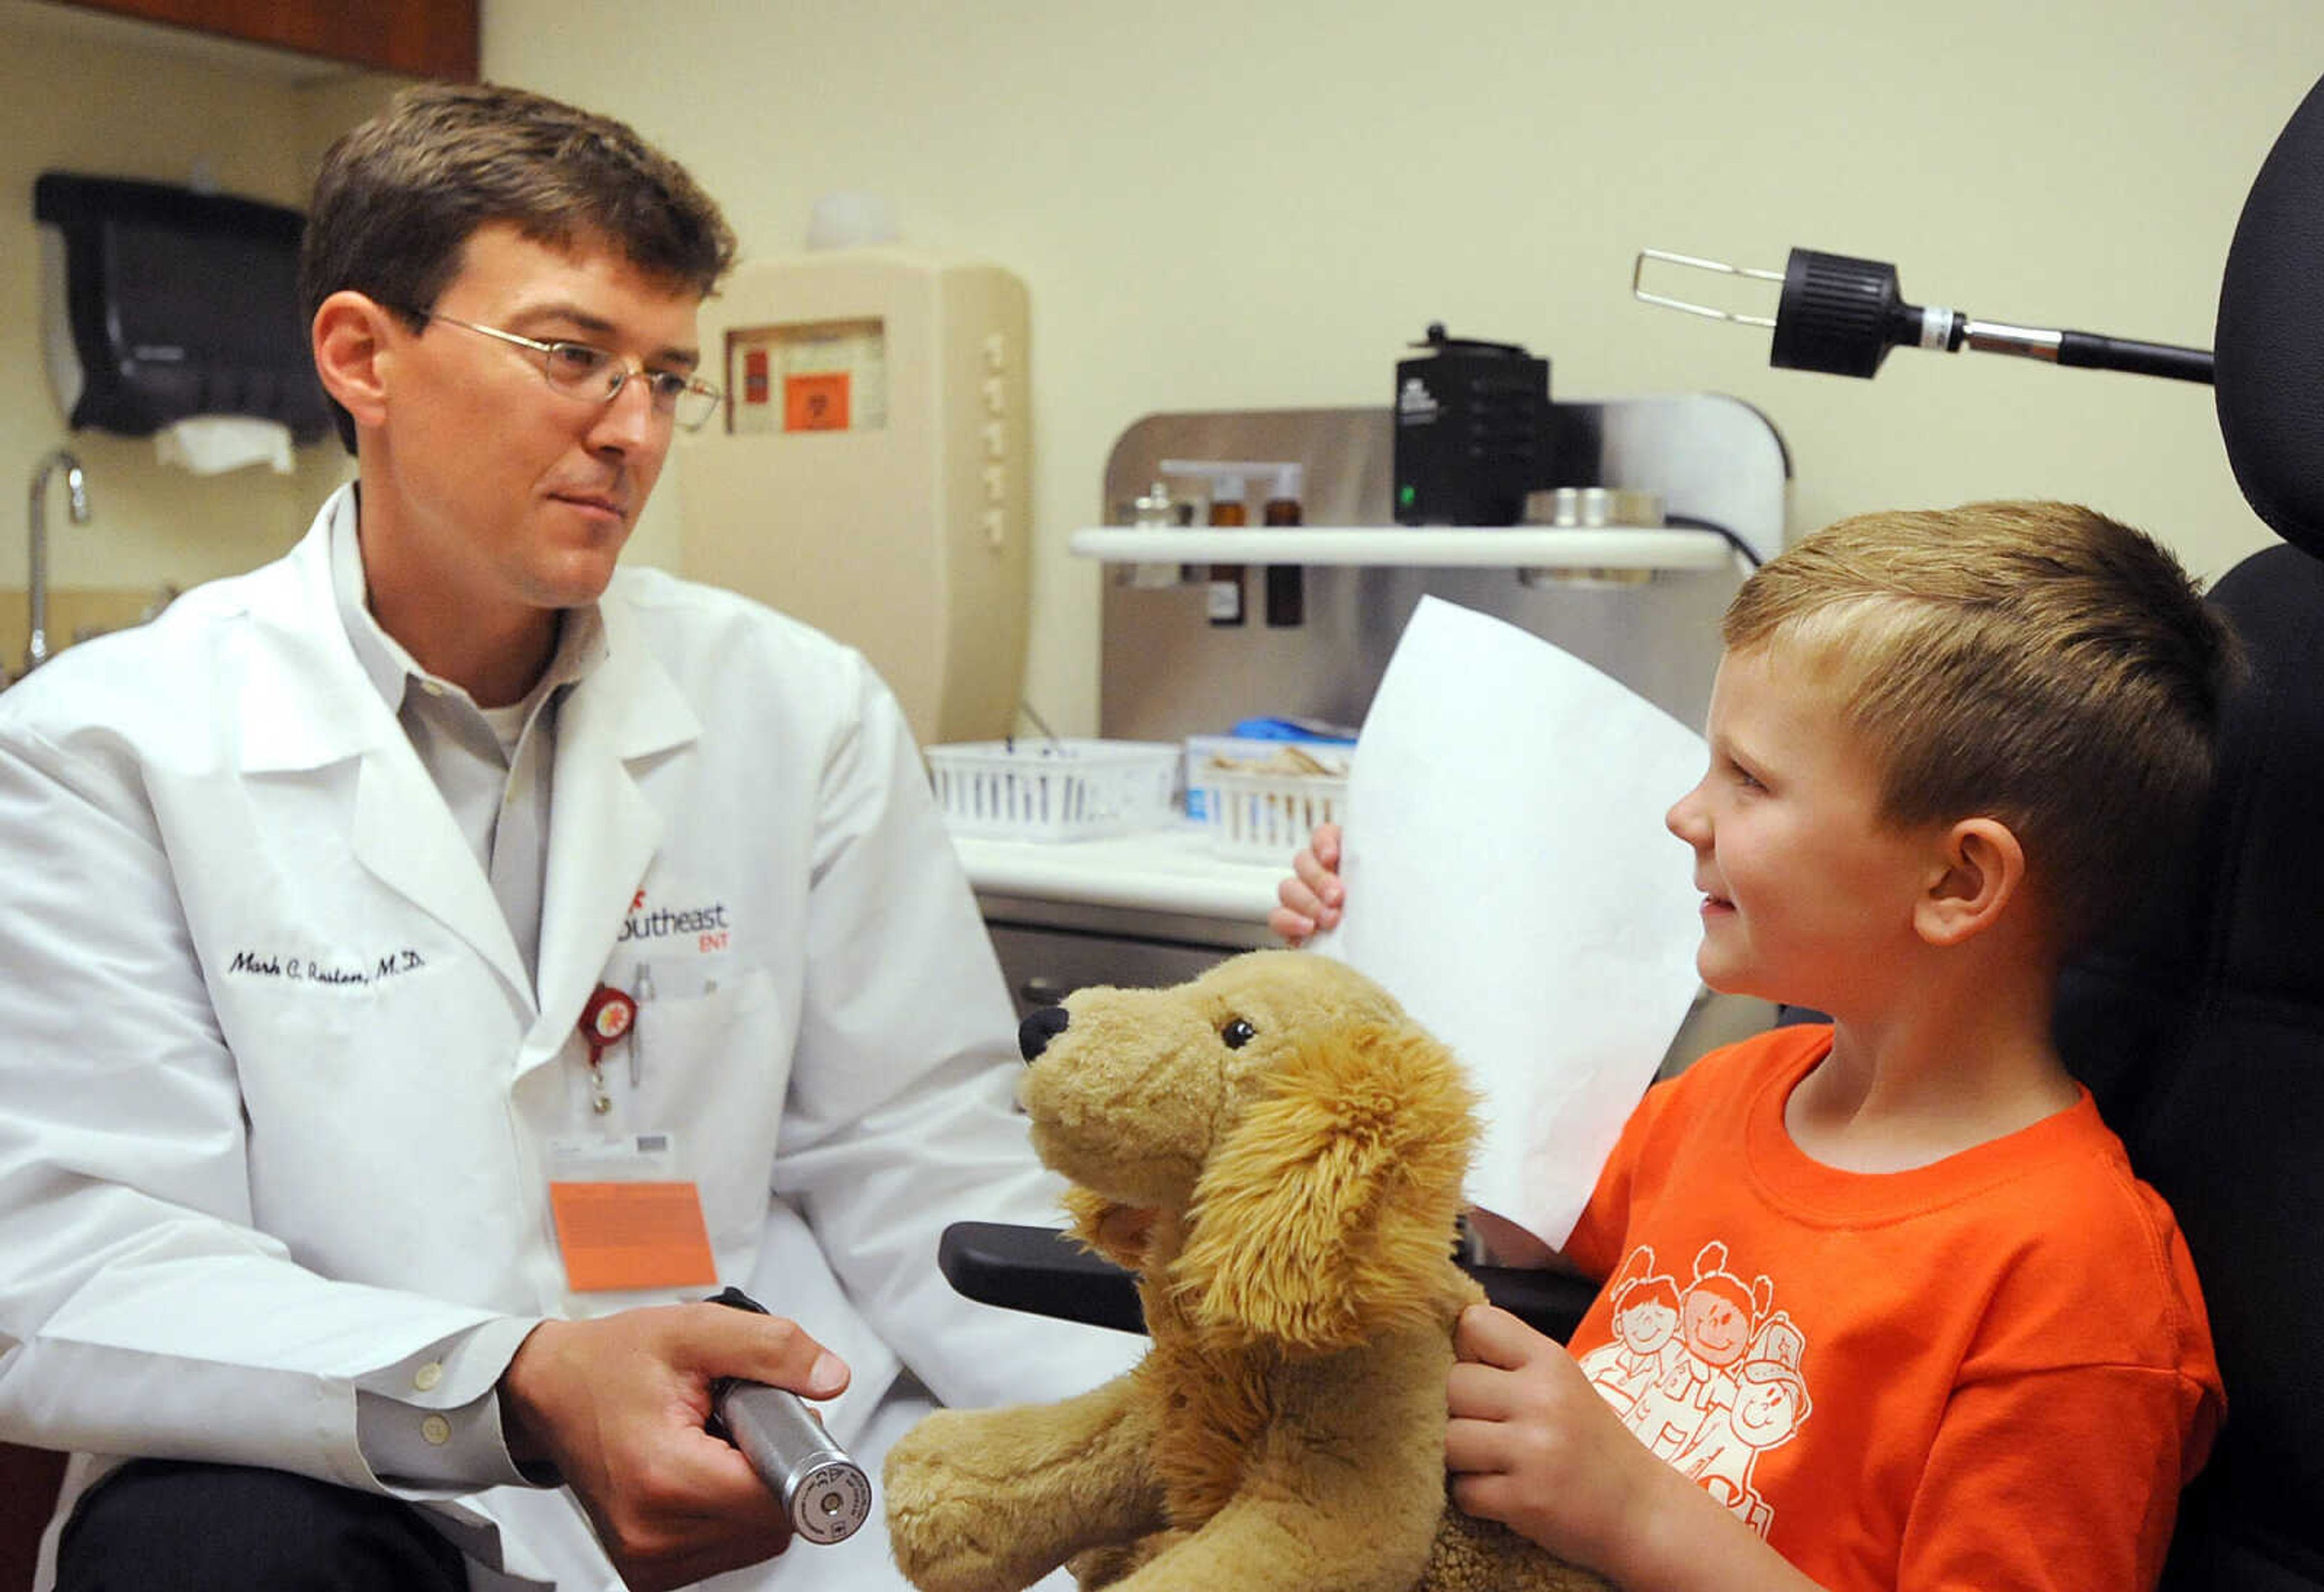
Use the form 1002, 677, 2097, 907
530, 588, 701, 1061
239, 510, 532, 1005
350, 755, 531, 1005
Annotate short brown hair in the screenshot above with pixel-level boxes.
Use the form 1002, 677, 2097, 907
1724, 501, 2241, 948
298, 82, 738, 450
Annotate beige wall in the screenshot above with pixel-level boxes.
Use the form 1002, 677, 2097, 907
484, 0, 2313, 736
0, 3, 2308, 726
0, 1, 403, 659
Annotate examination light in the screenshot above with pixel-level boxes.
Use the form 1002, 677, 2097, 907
1632, 246, 2215, 386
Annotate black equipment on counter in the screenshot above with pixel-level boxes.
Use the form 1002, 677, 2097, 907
1392, 323, 1554, 525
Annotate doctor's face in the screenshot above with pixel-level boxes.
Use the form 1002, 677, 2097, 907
367, 222, 703, 620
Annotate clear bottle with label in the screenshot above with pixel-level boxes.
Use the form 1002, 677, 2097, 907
1124, 479, 1180, 588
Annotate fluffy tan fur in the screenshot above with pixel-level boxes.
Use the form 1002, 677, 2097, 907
883, 950, 1606, 1592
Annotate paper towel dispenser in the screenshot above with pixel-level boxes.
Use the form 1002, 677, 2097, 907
35, 173, 331, 444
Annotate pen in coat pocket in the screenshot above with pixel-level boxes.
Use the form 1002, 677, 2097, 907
631, 961, 653, 1086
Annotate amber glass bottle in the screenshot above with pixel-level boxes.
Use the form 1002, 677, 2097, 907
1206, 477, 1247, 627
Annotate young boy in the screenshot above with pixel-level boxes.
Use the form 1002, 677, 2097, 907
1273, 501, 2234, 1591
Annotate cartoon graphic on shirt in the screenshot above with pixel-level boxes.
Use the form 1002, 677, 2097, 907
1672, 1311, 1811, 1534
1576, 1248, 1687, 1418
1579, 1240, 1812, 1539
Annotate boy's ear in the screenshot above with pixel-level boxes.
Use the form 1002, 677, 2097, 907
310, 291, 395, 433
1915, 817, 2025, 947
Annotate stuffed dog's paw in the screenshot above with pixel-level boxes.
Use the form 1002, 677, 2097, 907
885, 1409, 1062, 1592
885, 1396, 1158, 1592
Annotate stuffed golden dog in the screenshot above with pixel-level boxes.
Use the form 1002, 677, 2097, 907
882, 950, 1604, 1591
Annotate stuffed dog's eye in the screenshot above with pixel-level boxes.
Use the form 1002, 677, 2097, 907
1221, 1018, 1256, 1050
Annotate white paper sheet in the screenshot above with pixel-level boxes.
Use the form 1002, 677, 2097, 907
1318, 597, 1710, 1249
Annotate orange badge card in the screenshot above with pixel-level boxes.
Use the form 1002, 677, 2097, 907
550, 1179, 718, 1292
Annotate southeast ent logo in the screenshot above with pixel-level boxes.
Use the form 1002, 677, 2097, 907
617, 888, 732, 954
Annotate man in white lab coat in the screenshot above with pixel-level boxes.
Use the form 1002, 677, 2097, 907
0, 82, 1133, 1592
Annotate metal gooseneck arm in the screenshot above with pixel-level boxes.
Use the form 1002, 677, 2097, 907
26, 449, 91, 676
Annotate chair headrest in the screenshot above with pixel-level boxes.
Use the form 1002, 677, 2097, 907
2216, 73, 2324, 557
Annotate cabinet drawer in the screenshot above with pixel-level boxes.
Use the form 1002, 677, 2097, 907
986, 922, 1241, 1019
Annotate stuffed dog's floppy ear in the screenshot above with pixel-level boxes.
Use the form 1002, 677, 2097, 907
1063, 1186, 1152, 1272
1171, 1018, 1479, 1354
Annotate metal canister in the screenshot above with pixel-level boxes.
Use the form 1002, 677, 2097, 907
704, 1285, 872, 1544
712, 1379, 873, 1545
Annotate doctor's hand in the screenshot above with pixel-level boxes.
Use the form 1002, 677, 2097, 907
498, 1302, 850, 1591
1268, 821, 1345, 945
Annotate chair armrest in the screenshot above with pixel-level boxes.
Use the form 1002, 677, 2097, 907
939, 1222, 1599, 1342
1468, 1261, 1601, 1342
940, 1221, 1147, 1334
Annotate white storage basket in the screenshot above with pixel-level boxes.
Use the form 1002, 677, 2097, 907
925, 739, 1179, 842
1204, 769, 1348, 861
1183, 735, 1353, 823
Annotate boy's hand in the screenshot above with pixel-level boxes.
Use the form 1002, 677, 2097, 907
1446, 1303, 1666, 1576
1268, 821, 1345, 944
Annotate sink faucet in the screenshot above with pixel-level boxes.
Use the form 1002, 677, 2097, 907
27, 449, 90, 676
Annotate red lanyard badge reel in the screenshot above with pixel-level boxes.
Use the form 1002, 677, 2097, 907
577, 984, 638, 1114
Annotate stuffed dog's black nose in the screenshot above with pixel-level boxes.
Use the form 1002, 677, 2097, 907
1019, 1005, 1070, 1063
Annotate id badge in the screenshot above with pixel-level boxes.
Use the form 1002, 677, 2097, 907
546, 1132, 718, 1292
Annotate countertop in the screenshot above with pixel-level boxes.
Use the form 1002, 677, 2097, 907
953, 818, 1774, 1071
951, 822, 1285, 925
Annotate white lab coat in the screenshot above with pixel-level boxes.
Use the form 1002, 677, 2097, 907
0, 488, 1137, 1589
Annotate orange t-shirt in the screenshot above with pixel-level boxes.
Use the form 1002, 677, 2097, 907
1561, 1024, 2222, 1592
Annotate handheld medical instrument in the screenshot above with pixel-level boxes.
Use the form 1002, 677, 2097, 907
706, 1286, 873, 1545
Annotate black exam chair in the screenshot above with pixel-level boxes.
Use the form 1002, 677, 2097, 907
940, 1217, 1597, 1344
2052, 69, 2324, 1592
946, 69, 2324, 1592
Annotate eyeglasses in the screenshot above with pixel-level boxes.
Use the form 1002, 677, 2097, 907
409, 309, 723, 431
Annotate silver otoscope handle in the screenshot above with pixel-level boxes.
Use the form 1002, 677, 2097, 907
706, 1287, 873, 1545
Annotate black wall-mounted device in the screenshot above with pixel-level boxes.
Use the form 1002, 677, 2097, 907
36, 173, 332, 442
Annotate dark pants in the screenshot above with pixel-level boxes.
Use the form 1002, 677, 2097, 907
56, 1459, 470, 1592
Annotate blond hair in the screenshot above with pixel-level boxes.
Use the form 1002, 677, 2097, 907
1724, 501, 2239, 947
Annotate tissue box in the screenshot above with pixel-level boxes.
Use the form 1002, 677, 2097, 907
1183, 735, 1353, 823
